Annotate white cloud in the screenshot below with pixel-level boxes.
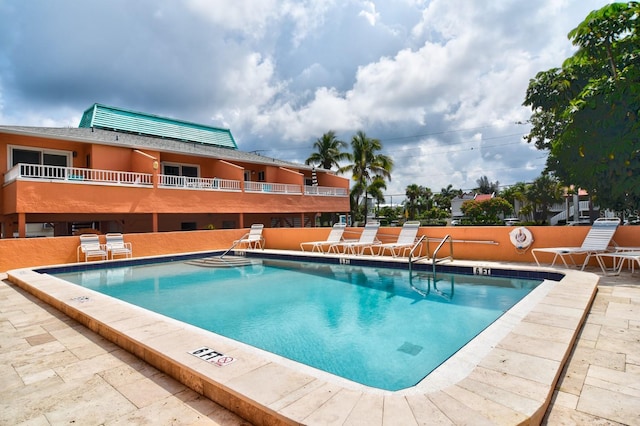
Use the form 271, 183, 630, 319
185, 0, 280, 38
358, 1, 380, 26
0, 0, 613, 199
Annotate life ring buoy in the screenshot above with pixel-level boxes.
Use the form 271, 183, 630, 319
509, 226, 534, 250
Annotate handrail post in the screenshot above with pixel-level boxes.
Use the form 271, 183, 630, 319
408, 235, 427, 278
219, 239, 242, 259
432, 234, 454, 275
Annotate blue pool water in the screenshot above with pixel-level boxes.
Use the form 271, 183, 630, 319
52, 258, 542, 391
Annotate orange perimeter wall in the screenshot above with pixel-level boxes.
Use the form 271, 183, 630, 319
1, 225, 639, 272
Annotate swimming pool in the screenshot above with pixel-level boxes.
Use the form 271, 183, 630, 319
51, 256, 543, 391
11, 250, 598, 424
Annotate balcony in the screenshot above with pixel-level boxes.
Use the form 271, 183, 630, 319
303, 185, 348, 197
4, 164, 348, 197
158, 174, 241, 192
245, 181, 301, 194
5, 164, 153, 186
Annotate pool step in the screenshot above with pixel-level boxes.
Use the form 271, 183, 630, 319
186, 256, 258, 268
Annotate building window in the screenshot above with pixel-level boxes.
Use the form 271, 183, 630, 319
257, 171, 265, 182
182, 165, 198, 177
162, 162, 199, 177
181, 222, 197, 231
9, 146, 71, 168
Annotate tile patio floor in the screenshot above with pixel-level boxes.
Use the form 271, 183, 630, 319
543, 270, 640, 425
1, 267, 638, 425
0, 272, 250, 426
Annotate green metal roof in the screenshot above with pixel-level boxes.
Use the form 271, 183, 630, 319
79, 103, 238, 149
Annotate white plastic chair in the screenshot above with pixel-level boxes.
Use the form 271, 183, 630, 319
531, 218, 621, 269
375, 221, 421, 257
328, 222, 380, 255
300, 223, 346, 253
105, 233, 133, 259
77, 234, 108, 262
234, 224, 265, 249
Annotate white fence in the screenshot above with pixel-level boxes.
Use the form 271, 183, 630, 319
244, 181, 303, 194
158, 175, 241, 191
304, 185, 349, 197
5, 164, 153, 186
5, 163, 347, 197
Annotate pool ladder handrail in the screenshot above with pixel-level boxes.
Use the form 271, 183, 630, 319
408, 235, 428, 295
431, 234, 454, 272
410, 273, 455, 300
408, 235, 428, 276
409, 234, 455, 298
219, 239, 244, 259
408, 234, 454, 276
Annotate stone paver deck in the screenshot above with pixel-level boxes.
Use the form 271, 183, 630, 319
1, 258, 638, 425
543, 271, 640, 425
0, 272, 250, 426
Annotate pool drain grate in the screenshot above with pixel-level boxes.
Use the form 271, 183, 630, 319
397, 341, 423, 356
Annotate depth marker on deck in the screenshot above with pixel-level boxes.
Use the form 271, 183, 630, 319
188, 346, 237, 367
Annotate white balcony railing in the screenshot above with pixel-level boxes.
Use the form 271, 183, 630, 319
157, 175, 241, 191
304, 185, 349, 197
4, 164, 348, 197
5, 164, 153, 186
244, 181, 303, 194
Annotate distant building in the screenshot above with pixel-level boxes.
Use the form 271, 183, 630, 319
1, 104, 350, 238
550, 188, 600, 225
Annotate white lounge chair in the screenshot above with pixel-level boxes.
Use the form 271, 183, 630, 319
105, 233, 133, 259
375, 221, 421, 257
531, 217, 621, 269
328, 222, 380, 255
77, 234, 108, 262
595, 251, 640, 276
300, 223, 346, 253
234, 224, 265, 249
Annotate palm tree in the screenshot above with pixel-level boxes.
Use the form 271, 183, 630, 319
440, 184, 459, 200
367, 176, 387, 218
500, 182, 529, 219
404, 184, 433, 220
433, 184, 457, 213
405, 184, 423, 220
420, 187, 434, 212
526, 174, 563, 224
305, 131, 349, 170
341, 131, 394, 224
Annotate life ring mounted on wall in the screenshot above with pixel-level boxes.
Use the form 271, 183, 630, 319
509, 226, 534, 250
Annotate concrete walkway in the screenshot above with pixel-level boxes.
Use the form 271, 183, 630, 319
0, 273, 250, 426
1, 269, 639, 425
543, 270, 640, 425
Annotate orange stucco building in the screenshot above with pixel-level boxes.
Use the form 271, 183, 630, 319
0, 104, 350, 238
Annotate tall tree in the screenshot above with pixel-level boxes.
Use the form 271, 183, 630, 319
500, 181, 529, 218
341, 131, 394, 223
526, 174, 564, 224
523, 2, 640, 210
305, 130, 349, 170
433, 184, 459, 214
405, 184, 423, 220
367, 176, 387, 216
403, 184, 434, 220
475, 175, 500, 194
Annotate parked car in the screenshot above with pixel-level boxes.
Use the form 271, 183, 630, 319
624, 216, 640, 225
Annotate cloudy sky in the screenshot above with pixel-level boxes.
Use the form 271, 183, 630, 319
0, 0, 612, 202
